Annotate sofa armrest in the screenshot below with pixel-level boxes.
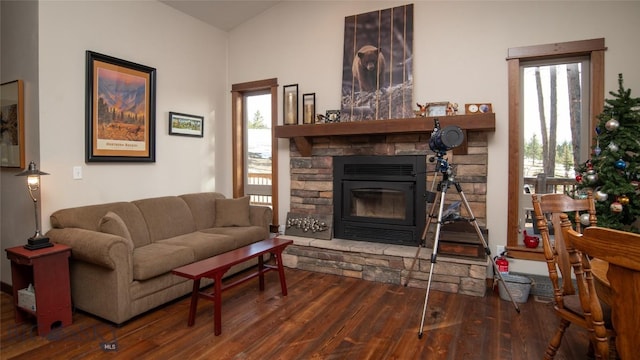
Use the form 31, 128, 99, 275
249, 205, 273, 229
46, 228, 132, 270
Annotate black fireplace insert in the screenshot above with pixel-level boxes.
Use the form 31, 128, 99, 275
333, 155, 426, 245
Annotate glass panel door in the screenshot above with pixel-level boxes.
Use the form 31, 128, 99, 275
245, 91, 272, 207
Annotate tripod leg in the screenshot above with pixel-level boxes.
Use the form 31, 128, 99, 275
418, 186, 448, 338
454, 184, 521, 313
404, 188, 440, 287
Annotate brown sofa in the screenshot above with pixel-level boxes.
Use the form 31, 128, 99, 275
46, 192, 272, 324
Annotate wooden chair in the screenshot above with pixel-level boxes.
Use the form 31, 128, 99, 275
531, 192, 612, 359
563, 219, 640, 360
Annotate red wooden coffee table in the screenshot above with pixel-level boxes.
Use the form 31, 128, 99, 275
172, 237, 293, 335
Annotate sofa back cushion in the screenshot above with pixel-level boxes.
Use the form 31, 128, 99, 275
133, 196, 196, 242
99, 211, 134, 251
214, 196, 252, 227
179, 192, 226, 230
50, 202, 151, 248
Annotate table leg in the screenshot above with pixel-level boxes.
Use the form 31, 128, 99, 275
213, 272, 223, 336
258, 254, 265, 291
274, 250, 288, 296
187, 279, 200, 326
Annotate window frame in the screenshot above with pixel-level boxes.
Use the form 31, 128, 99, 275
231, 78, 279, 230
506, 39, 606, 260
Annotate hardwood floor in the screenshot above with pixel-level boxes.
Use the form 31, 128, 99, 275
1, 268, 591, 359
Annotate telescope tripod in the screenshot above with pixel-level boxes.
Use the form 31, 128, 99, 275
406, 164, 521, 339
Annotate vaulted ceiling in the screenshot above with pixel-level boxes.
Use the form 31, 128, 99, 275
160, 1, 281, 31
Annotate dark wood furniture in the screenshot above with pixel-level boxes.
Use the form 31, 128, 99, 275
172, 237, 293, 335
531, 192, 613, 360
561, 218, 640, 360
273, 113, 495, 157
5, 243, 72, 336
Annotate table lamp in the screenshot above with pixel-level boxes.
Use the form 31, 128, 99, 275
15, 161, 53, 250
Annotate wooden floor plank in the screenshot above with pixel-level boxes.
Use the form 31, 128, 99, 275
1, 268, 591, 360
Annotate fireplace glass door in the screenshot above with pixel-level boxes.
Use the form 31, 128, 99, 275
343, 181, 414, 226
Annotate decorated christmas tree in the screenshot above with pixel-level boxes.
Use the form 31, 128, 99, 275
575, 73, 640, 232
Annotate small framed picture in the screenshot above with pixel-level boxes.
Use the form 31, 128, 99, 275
169, 112, 204, 137
325, 110, 341, 123
465, 103, 493, 114
283, 84, 298, 125
426, 102, 449, 117
302, 93, 315, 124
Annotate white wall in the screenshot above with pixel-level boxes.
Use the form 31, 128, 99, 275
37, 1, 229, 211
1, 0, 230, 285
228, 1, 640, 275
1, 0, 42, 287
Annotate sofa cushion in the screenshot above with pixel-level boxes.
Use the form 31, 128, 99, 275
180, 192, 226, 230
214, 196, 251, 227
157, 232, 237, 261
98, 211, 134, 251
202, 226, 268, 248
50, 202, 151, 248
133, 243, 194, 281
134, 196, 197, 242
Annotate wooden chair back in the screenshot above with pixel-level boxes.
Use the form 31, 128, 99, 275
531, 192, 607, 359
566, 222, 640, 360
531, 192, 596, 298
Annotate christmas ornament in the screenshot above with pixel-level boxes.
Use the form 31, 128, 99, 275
580, 213, 591, 226
615, 159, 627, 170
595, 126, 602, 135
575, 174, 583, 183
605, 118, 620, 131
608, 142, 619, 152
632, 180, 639, 189
594, 146, 602, 156
595, 189, 608, 202
585, 173, 598, 184
610, 202, 623, 213
619, 195, 630, 205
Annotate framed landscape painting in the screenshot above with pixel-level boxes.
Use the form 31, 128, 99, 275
85, 51, 156, 162
169, 112, 204, 137
0, 80, 25, 168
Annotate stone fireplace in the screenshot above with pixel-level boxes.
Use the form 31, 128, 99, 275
280, 131, 490, 297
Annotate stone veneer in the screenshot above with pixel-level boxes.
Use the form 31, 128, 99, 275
282, 131, 490, 296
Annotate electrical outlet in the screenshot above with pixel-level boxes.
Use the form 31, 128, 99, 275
496, 245, 505, 257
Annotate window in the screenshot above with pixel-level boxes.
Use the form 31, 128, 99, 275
231, 78, 279, 231
506, 39, 606, 260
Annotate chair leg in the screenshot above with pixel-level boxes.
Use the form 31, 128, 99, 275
544, 319, 571, 360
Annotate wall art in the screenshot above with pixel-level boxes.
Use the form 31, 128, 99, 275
86, 51, 156, 162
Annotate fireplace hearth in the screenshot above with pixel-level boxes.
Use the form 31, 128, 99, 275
333, 155, 426, 245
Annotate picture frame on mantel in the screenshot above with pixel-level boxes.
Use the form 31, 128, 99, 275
85, 51, 156, 162
0, 80, 25, 168
302, 93, 315, 124
283, 84, 298, 125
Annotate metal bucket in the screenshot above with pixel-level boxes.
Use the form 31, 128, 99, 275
498, 274, 532, 303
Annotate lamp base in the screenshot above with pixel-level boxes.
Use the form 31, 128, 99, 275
24, 236, 53, 251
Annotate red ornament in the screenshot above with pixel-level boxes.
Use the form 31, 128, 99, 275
576, 174, 583, 183
611, 202, 623, 213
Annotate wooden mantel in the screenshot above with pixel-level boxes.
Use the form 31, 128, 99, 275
274, 113, 496, 156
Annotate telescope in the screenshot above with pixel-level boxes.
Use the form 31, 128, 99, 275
428, 119, 464, 156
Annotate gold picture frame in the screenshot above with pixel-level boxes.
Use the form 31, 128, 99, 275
0, 80, 25, 168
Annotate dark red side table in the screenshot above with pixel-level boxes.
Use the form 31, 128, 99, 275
5, 243, 72, 336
